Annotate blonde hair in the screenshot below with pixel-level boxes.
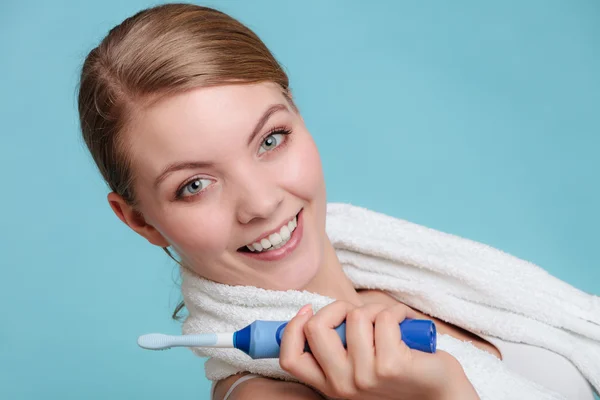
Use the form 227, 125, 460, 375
77, 3, 293, 320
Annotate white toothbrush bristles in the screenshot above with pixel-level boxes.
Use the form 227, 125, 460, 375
137, 332, 234, 351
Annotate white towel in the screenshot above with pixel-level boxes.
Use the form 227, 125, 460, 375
181, 203, 600, 399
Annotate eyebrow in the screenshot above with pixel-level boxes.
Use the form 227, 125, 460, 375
153, 103, 289, 189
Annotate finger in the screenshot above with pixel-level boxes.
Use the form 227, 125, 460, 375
279, 304, 326, 388
345, 303, 388, 389
304, 301, 355, 383
374, 304, 415, 376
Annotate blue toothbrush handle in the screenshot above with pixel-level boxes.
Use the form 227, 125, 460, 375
276, 318, 436, 354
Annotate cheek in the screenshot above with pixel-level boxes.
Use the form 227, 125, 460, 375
155, 207, 232, 257
281, 133, 325, 200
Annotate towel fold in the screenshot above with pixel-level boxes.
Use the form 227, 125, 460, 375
181, 203, 600, 399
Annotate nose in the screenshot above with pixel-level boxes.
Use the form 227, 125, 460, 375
235, 173, 284, 225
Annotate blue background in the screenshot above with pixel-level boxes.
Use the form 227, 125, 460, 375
1, 0, 598, 398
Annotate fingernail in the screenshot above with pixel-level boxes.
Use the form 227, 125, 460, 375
296, 304, 312, 316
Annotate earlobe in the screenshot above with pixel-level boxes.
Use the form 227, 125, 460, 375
107, 192, 170, 247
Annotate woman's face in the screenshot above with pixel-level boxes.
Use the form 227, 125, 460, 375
124, 82, 327, 290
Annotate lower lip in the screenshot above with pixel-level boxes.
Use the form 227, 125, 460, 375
239, 209, 304, 262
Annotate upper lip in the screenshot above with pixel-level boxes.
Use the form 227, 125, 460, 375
240, 211, 299, 248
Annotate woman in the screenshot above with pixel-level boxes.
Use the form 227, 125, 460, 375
77, 3, 595, 399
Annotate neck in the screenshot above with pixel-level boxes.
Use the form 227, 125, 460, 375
303, 235, 364, 306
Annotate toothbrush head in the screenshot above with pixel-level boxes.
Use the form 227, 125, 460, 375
137, 333, 173, 350
137, 332, 226, 351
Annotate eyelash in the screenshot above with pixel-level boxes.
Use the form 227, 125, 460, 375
174, 126, 293, 201
259, 126, 292, 155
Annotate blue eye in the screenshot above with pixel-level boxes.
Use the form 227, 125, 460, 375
177, 178, 213, 199
258, 132, 285, 155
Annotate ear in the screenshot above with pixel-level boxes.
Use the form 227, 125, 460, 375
107, 192, 170, 247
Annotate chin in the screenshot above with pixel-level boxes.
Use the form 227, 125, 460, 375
278, 265, 320, 291
277, 237, 324, 291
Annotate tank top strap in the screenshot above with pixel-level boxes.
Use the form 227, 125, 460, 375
211, 374, 263, 400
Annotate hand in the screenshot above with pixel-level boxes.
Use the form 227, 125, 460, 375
279, 301, 479, 400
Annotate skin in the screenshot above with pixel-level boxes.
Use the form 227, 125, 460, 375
109, 82, 359, 302
108, 81, 484, 399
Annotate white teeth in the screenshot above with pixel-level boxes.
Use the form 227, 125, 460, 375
269, 232, 282, 246
280, 225, 290, 241
247, 215, 298, 253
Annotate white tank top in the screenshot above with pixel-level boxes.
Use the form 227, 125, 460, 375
481, 334, 594, 399
212, 336, 595, 400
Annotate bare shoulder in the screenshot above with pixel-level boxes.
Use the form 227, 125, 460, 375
213, 373, 324, 400
357, 289, 403, 307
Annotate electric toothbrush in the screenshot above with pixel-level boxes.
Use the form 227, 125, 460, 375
138, 318, 436, 359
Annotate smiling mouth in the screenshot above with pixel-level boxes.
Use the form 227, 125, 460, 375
237, 210, 301, 253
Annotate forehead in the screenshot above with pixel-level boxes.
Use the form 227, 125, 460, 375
126, 82, 289, 180
133, 81, 286, 143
